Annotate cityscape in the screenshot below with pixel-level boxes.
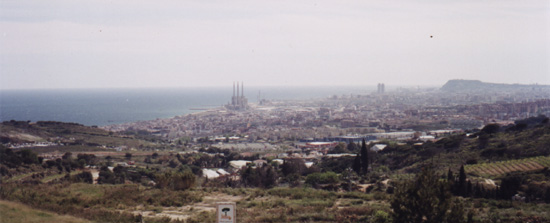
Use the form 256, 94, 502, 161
104, 80, 550, 144
1, 1, 550, 222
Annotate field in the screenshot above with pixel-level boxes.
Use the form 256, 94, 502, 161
465, 156, 550, 176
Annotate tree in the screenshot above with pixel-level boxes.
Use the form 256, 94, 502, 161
360, 139, 369, 175
77, 154, 97, 166
352, 154, 361, 174
18, 149, 41, 165
62, 152, 72, 160
113, 166, 128, 183
241, 165, 278, 188
155, 170, 195, 190
457, 165, 467, 196
261, 165, 278, 188
481, 123, 500, 135
391, 165, 465, 223
72, 171, 93, 183
347, 141, 359, 153
281, 159, 306, 176
98, 166, 116, 184
447, 168, 454, 181
498, 173, 522, 200
318, 156, 353, 173
241, 166, 260, 187
328, 143, 349, 154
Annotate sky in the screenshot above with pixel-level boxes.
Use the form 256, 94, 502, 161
0, 0, 549, 90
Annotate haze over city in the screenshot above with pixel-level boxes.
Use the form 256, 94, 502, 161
1, 0, 549, 90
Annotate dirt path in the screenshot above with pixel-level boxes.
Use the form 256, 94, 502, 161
130, 192, 245, 221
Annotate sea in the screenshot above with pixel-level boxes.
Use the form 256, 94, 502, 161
0, 86, 375, 126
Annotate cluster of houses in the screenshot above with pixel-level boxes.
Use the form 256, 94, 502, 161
199, 143, 390, 180
197, 128, 467, 180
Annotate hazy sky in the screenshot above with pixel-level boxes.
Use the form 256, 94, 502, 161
1, 0, 549, 89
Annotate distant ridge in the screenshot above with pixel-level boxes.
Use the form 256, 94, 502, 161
441, 79, 550, 92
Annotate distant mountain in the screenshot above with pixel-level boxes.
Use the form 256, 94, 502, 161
441, 79, 550, 92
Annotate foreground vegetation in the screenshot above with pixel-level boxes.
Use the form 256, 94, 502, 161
0, 200, 90, 223
1, 117, 550, 222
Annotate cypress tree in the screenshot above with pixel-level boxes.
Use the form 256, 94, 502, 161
352, 154, 361, 174
458, 165, 466, 196
360, 139, 369, 175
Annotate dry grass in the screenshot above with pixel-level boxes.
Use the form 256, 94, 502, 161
0, 199, 90, 223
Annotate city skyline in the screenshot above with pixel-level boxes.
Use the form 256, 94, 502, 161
1, 0, 549, 90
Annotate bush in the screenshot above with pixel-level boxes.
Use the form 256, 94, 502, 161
305, 172, 339, 186
373, 210, 392, 223
71, 171, 93, 183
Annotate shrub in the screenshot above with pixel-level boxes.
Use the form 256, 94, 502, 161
71, 171, 93, 184
305, 172, 339, 186
373, 210, 391, 223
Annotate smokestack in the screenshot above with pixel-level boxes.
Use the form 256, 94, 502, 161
237, 82, 240, 97
241, 81, 244, 97
233, 82, 235, 97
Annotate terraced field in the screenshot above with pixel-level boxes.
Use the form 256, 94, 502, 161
465, 156, 550, 176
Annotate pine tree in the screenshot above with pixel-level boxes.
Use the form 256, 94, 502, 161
360, 139, 369, 175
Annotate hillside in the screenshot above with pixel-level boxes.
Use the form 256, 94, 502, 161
1, 117, 550, 222
440, 79, 550, 93
0, 200, 91, 223
0, 121, 162, 152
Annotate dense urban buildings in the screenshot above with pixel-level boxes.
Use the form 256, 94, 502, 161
104, 80, 550, 144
